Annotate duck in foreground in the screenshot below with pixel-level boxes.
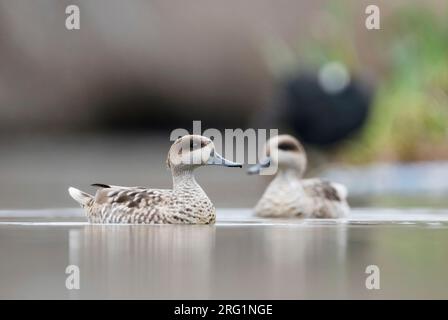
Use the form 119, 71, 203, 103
248, 135, 349, 218
68, 135, 242, 224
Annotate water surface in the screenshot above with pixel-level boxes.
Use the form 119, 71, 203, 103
1, 209, 447, 299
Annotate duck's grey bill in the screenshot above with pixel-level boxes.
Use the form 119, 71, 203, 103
247, 157, 271, 174
207, 151, 242, 167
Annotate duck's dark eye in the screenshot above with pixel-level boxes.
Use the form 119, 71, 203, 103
187, 138, 209, 151
278, 142, 300, 152
189, 139, 205, 151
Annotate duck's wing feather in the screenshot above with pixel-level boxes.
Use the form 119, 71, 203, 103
86, 186, 174, 223
94, 186, 172, 208
301, 179, 349, 218
302, 179, 346, 202
91, 183, 147, 190
91, 183, 111, 189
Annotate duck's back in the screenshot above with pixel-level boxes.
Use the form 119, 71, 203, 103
89, 186, 175, 223
302, 178, 349, 218
81, 185, 215, 224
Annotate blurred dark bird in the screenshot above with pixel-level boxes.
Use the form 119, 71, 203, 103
279, 64, 372, 146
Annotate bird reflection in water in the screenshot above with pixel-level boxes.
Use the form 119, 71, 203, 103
68, 225, 216, 299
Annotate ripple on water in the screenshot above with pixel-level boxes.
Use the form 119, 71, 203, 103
0, 208, 448, 227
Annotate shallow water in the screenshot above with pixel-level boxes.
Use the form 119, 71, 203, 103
1, 208, 448, 299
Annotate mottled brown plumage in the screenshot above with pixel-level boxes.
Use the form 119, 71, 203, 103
68, 135, 241, 224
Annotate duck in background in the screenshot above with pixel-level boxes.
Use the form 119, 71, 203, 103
248, 135, 349, 218
69, 135, 242, 224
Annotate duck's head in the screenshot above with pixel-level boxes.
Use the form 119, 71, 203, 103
167, 135, 242, 171
248, 135, 307, 176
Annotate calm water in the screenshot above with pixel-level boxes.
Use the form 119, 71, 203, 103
1, 209, 448, 299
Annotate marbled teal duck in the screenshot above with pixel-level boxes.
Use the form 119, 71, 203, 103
248, 135, 349, 218
69, 135, 241, 224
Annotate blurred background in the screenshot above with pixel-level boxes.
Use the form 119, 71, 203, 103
1, 0, 447, 209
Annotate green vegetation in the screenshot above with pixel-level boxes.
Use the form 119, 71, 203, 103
305, 6, 448, 163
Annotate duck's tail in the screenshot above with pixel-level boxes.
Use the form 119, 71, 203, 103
68, 187, 94, 207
